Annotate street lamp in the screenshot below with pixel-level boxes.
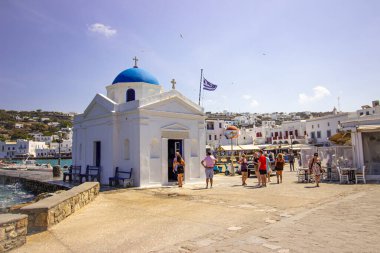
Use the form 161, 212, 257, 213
57, 131, 62, 166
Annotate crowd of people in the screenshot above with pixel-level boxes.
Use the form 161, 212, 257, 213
172, 150, 322, 189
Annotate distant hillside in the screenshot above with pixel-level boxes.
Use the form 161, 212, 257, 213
0, 109, 75, 141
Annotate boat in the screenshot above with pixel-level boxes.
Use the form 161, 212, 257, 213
0, 155, 53, 172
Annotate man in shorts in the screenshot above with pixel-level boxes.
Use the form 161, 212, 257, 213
257, 150, 267, 187
201, 151, 216, 188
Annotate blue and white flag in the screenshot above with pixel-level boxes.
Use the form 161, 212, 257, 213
203, 78, 218, 91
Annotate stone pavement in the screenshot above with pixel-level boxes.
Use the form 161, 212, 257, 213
10, 167, 380, 253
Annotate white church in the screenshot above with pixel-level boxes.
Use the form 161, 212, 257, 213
72, 59, 206, 187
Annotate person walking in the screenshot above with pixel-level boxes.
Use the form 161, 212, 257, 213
257, 150, 267, 187
275, 153, 285, 184
253, 152, 261, 186
289, 152, 295, 172
265, 153, 272, 183
201, 151, 216, 189
174, 153, 185, 187
238, 154, 248, 186
309, 153, 322, 187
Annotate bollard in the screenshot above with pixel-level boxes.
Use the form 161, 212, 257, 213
53, 165, 61, 177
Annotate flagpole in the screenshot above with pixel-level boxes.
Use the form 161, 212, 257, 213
198, 69, 203, 105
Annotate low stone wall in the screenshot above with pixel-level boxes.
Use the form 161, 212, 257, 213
20, 182, 99, 232
0, 214, 28, 252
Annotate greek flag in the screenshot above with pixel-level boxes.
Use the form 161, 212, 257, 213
203, 78, 218, 91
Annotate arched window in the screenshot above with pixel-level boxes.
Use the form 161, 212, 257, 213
126, 89, 135, 102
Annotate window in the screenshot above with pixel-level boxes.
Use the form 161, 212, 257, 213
366, 111, 370, 115
207, 122, 214, 130
360, 112, 364, 116
312, 125, 314, 129
214, 135, 217, 140
311, 132, 316, 139
209, 135, 212, 140
317, 124, 320, 128
327, 130, 331, 138
327, 122, 330, 126
126, 89, 135, 102
219, 123, 222, 128
317, 131, 321, 138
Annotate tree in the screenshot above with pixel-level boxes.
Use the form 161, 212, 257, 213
10, 130, 29, 140
60, 120, 73, 128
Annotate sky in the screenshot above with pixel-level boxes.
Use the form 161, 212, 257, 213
0, 0, 379, 114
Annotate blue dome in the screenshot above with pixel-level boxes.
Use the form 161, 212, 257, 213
112, 67, 159, 85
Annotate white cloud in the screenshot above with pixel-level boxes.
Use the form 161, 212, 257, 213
298, 86, 331, 105
250, 99, 259, 107
243, 95, 251, 100
88, 23, 117, 38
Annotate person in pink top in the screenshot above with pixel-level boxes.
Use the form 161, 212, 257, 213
201, 151, 216, 189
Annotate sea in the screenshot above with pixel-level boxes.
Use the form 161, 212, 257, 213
11, 158, 72, 167
0, 183, 35, 210
0, 159, 72, 209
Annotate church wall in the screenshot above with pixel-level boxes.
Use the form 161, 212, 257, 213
73, 116, 114, 185
115, 113, 141, 186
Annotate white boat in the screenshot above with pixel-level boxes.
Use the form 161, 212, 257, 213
1, 155, 53, 172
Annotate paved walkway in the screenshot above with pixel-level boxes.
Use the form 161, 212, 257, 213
11, 168, 380, 253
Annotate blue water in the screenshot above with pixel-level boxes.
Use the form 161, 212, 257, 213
0, 183, 35, 209
11, 159, 72, 167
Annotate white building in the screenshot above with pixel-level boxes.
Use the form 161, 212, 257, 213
206, 119, 227, 149
356, 100, 380, 117
305, 108, 350, 145
341, 100, 380, 179
0, 140, 47, 158
48, 122, 60, 127
50, 139, 72, 154
276, 120, 307, 145
15, 123, 24, 129
15, 140, 47, 158
0, 141, 6, 158
72, 62, 206, 187
2, 142, 17, 158
32, 133, 54, 144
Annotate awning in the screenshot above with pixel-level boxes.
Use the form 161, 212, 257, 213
220, 145, 243, 151
329, 131, 351, 145
291, 144, 312, 150
357, 125, 380, 132
238, 144, 261, 150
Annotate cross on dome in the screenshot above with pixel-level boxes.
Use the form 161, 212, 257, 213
133, 56, 138, 68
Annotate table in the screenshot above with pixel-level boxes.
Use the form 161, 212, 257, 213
340, 167, 356, 183
297, 168, 311, 182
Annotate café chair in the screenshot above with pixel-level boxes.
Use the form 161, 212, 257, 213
355, 165, 366, 184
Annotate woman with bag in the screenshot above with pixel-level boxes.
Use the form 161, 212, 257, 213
238, 154, 248, 186
274, 153, 285, 184
175, 153, 185, 187
309, 153, 322, 187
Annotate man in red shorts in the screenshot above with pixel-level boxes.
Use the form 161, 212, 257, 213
257, 150, 267, 187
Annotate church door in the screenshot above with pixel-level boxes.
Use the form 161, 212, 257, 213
168, 139, 183, 182
94, 141, 101, 167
